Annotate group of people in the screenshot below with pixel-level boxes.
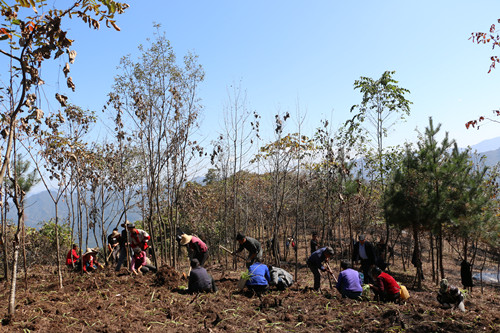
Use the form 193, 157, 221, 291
67, 227, 468, 311
66, 221, 156, 275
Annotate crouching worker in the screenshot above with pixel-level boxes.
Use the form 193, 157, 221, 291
369, 266, 400, 302
307, 246, 334, 291
66, 244, 80, 270
82, 248, 104, 274
336, 261, 363, 300
269, 265, 294, 291
437, 278, 466, 312
246, 261, 271, 294
131, 247, 157, 275
188, 259, 217, 293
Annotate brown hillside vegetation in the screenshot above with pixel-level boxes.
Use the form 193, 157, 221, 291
0, 260, 499, 333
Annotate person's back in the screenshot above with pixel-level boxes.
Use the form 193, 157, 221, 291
337, 268, 363, 296
269, 266, 293, 290
188, 259, 216, 293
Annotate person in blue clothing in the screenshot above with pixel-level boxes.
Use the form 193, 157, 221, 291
335, 261, 363, 299
306, 246, 334, 291
246, 261, 271, 294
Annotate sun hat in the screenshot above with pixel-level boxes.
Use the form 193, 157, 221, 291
111, 230, 120, 238
83, 247, 97, 256
180, 234, 193, 246
127, 223, 136, 229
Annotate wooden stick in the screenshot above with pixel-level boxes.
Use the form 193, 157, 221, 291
219, 245, 246, 260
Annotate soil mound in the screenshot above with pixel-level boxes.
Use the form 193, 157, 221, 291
153, 265, 181, 288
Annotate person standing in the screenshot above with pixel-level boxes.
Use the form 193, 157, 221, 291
352, 234, 376, 283
310, 232, 319, 253
235, 233, 262, 265
335, 261, 363, 299
127, 223, 151, 251
306, 246, 334, 291
115, 222, 130, 272
180, 234, 209, 266
107, 228, 120, 263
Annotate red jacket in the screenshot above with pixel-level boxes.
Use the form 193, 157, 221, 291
66, 248, 79, 265
376, 272, 400, 295
129, 229, 150, 250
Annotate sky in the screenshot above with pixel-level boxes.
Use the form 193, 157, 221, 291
49, 0, 500, 151
6, 0, 500, 193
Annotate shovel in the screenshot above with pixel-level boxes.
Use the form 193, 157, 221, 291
219, 245, 247, 261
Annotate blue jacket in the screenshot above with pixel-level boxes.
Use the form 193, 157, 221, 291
307, 247, 329, 271
246, 263, 270, 286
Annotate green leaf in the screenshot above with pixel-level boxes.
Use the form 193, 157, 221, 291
11, 19, 21, 25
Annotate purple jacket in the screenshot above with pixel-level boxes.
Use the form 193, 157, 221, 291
336, 268, 363, 293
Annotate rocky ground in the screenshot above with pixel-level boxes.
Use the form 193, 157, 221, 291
0, 258, 499, 332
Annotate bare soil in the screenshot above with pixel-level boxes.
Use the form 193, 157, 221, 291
0, 260, 499, 332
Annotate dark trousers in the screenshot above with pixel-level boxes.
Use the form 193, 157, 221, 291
308, 263, 322, 290
361, 259, 373, 284
194, 251, 209, 266
341, 290, 362, 300
115, 246, 128, 271
248, 284, 269, 294
139, 264, 157, 274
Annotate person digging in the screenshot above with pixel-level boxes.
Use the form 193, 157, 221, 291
306, 246, 334, 291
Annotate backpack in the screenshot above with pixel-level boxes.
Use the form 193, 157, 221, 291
400, 284, 410, 300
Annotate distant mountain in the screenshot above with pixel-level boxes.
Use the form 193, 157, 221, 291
482, 148, 500, 167
469, 137, 500, 153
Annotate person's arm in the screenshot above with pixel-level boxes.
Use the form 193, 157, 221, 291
335, 272, 342, 290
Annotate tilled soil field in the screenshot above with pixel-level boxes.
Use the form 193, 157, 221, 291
0, 262, 498, 332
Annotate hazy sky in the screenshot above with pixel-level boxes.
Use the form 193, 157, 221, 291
24, 1, 500, 150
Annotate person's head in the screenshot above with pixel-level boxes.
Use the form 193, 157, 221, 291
72, 244, 78, 250
180, 234, 192, 246
340, 260, 351, 270
312, 232, 318, 240
190, 258, 200, 268
236, 232, 246, 245
133, 247, 142, 256
439, 279, 449, 293
111, 229, 120, 238
324, 246, 334, 259
370, 266, 382, 279
358, 234, 366, 244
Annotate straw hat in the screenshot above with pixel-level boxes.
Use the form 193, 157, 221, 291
111, 230, 120, 238
83, 247, 97, 256
180, 234, 193, 246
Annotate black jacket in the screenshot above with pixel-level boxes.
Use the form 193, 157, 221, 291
352, 241, 376, 265
188, 266, 214, 293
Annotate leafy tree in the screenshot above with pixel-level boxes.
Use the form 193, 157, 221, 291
0, 0, 128, 189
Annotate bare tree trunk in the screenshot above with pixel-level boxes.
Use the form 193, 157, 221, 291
8, 231, 20, 315
55, 202, 63, 289
2, 183, 9, 282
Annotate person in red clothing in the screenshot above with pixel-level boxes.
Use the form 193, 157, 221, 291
82, 248, 104, 274
180, 234, 209, 266
127, 223, 150, 251
66, 244, 80, 269
369, 266, 400, 302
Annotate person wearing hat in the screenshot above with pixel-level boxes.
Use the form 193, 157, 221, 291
306, 246, 334, 291
180, 234, 209, 266
437, 278, 466, 312
235, 232, 262, 265
335, 261, 363, 299
130, 247, 157, 275
352, 234, 376, 284
107, 228, 121, 263
82, 248, 103, 273
188, 258, 217, 293
66, 244, 80, 269
127, 223, 151, 251
369, 266, 400, 302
